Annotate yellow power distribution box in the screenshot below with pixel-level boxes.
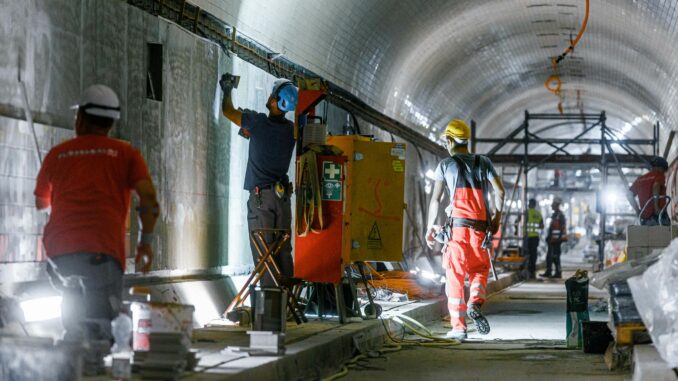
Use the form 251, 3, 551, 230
327, 136, 406, 263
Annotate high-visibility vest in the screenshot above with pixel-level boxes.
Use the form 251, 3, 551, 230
526, 208, 543, 237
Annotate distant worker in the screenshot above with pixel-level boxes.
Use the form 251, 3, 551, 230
629, 156, 669, 225
583, 206, 596, 238
425, 119, 505, 341
525, 198, 544, 279
220, 73, 298, 286
34, 85, 159, 342
540, 197, 567, 278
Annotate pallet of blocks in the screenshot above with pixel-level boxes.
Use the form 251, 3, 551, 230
607, 281, 650, 346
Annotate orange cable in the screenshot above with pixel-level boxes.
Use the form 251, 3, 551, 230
553, 0, 590, 65
545, 0, 589, 107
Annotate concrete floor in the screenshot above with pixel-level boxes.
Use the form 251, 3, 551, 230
80, 247, 632, 380
339, 251, 629, 381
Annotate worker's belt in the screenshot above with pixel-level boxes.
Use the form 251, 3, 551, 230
450, 217, 489, 232
253, 182, 293, 195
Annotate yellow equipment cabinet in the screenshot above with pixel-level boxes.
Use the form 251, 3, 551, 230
327, 136, 406, 263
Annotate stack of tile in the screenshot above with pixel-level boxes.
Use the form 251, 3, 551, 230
609, 281, 642, 324
133, 332, 193, 380
626, 225, 677, 260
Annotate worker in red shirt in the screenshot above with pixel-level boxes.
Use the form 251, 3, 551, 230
425, 119, 505, 341
34, 85, 159, 342
630, 156, 669, 225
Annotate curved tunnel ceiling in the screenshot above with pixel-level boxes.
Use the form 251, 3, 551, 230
197, 0, 678, 154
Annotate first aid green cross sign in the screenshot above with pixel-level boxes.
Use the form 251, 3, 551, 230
323, 162, 342, 181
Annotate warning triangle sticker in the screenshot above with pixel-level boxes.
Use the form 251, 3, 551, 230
368, 222, 381, 241
367, 222, 383, 249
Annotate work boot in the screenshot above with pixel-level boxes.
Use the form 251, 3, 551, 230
539, 272, 552, 278
445, 329, 467, 340
550, 273, 562, 279
467, 303, 490, 335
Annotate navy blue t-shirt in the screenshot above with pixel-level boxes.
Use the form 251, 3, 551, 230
241, 112, 295, 191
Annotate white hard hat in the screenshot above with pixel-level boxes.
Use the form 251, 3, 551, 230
71, 84, 121, 120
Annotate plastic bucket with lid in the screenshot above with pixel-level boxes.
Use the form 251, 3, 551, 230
130, 302, 194, 351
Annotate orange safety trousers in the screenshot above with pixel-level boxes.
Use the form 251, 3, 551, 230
444, 226, 491, 331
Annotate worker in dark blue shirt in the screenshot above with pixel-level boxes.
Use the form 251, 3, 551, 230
220, 74, 298, 286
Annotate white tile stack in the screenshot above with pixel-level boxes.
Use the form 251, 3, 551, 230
626, 225, 678, 260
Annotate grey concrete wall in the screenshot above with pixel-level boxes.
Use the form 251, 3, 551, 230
0, 0, 235, 271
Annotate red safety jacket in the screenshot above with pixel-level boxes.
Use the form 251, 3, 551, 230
548, 210, 567, 243
630, 170, 666, 219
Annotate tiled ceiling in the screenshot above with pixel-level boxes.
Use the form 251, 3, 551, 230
196, 0, 678, 153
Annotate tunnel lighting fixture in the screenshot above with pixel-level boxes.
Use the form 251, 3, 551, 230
19, 295, 62, 323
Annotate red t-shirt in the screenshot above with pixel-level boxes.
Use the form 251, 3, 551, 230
630, 170, 666, 219
34, 135, 151, 269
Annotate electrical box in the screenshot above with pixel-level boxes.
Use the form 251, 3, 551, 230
294, 137, 406, 283
329, 136, 406, 264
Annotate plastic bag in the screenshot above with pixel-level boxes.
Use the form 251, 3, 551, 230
628, 237, 678, 368
590, 248, 662, 289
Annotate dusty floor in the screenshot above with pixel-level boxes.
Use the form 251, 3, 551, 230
340, 252, 628, 381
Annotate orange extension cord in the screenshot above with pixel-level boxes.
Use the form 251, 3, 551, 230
545, 0, 590, 100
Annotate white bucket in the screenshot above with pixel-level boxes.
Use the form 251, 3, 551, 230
130, 302, 194, 351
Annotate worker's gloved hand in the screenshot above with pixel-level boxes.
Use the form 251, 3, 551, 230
135, 244, 153, 273
425, 225, 440, 249
219, 74, 233, 94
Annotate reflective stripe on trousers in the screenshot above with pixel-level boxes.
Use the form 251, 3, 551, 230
444, 227, 490, 331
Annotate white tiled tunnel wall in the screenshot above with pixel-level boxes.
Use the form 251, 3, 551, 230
195, 0, 678, 153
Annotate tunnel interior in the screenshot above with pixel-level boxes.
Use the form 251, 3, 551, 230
0, 1, 677, 379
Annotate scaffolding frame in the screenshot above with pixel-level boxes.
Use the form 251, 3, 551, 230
472, 111, 659, 269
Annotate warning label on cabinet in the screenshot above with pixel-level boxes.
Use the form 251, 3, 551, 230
367, 222, 383, 249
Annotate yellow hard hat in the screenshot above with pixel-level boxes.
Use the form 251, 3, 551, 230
443, 119, 471, 140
